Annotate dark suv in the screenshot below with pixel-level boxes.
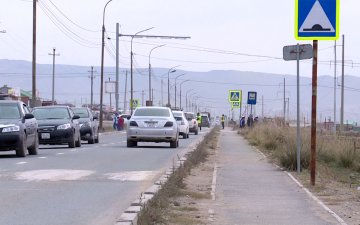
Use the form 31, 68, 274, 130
0, 100, 38, 157
72, 107, 99, 144
32, 106, 81, 148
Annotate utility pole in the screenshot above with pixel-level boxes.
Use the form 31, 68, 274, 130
333, 40, 337, 134
108, 77, 112, 110
32, 0, 37, 107
262, 95, 264, 118
141, 90, 145, 106
283, 77, 286, 123
287, 97, 290, 122
124, 71, 128, 113
161, 78, 164, 106
115, 23, 120, 113
88, 66, 96, 108
340, 34, 345, 132
49, 48, 60, 105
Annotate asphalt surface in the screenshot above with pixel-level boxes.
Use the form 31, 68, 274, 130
213, 128, 340, 225
0, 128, 209, 225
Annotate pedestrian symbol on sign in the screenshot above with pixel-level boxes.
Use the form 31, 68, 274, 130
228, 90, 242, 103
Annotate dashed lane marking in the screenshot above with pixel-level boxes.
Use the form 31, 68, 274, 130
38, 157, 47, 159
16, 162, 27, 165
105, 171, 158, 182
56, 153, 64, 155
15, 169, 95, 182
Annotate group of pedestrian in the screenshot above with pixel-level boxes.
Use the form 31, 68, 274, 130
113, 113, 125, 131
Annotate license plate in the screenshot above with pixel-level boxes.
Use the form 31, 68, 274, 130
41, 133, 50, 139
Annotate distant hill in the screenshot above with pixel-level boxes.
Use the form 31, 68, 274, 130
0, 59, 359, 123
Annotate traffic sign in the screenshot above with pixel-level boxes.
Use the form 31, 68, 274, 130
295, 0, 339, 40
228, 90, 242, 103
247, 92, 257, 105
283, 44, 313, 61
130, 99, 139, 108
231, 101, 241, 109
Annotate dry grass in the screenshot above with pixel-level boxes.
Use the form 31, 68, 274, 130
240, 123, 360, 173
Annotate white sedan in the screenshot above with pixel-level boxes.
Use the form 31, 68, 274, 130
172, 111, 190, 139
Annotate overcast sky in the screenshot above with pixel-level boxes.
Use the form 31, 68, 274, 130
0, 0, 359, 77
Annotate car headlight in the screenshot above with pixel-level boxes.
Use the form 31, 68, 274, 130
2, 125, 20, 133
57, 123, 71, 130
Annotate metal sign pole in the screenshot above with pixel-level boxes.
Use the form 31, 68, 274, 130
296, 43, 301, 174
310, 40, 318, 185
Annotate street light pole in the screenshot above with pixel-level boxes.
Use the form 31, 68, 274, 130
99, 0, 113, 130
179, 79, 190, 109
188, 92, 196, 112
148, 44, 165, 106
185, 89, 195, 111
174, 73, 186, 108
130, 27, 154, 114
167, 65, 180, 107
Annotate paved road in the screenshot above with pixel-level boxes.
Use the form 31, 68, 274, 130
213, 128, 340, 225
0, 129, 209, 225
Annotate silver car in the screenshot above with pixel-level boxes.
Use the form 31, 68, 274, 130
126, 107, 179, 148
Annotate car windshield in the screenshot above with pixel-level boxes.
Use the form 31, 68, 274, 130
0, 103, 21, 119
72, 108, 89, 118
184, 113, 195, 120
201, 116, 209, 121
32, 108, 70, 120
134, 108, 170, 117
173, 112, 183, 117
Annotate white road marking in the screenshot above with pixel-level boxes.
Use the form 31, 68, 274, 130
16, 162, 27, 165
38, 157, 47, 159
56, 153, 64, 155
211, 163, 218, 201
105, 171, 158, 181
70, 149, 76, 152
15, 169, 95, 182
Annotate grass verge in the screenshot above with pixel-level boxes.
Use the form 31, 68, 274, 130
137, 127, 219, 225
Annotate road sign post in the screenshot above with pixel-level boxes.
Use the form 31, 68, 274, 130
295, 0, 339, 185
283, 43, 313, 174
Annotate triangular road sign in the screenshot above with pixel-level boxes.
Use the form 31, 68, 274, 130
299, 0, 334, 33
231, 92, 239, 101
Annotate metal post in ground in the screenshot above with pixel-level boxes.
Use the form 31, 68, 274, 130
310, 40, 318, 186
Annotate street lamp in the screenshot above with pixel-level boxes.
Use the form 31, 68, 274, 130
99, 0, 113, 131
187, 90, 196, 111
167, 65, 181, 107
148, 44, 165, 106
179, 79, 190, 109
174, 73, 186, 108
130, 27, 154, 114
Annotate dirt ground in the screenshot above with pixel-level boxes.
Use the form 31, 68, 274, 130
161, 130, 360, 225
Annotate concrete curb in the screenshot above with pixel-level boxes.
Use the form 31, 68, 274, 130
114, 129, 212, 225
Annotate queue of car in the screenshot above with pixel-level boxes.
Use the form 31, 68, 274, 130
0, 99, 100, 157
0, 99, 204, 156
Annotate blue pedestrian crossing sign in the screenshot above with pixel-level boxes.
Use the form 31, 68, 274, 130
228, 90, 242, 103
231, 101, 241, 109
295, 0, 339, 40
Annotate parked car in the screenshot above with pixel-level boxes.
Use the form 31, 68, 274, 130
173, 110, 189, 139
201, 115, 211, 128
127, 107, 179, 148
72, 107, 99, 144
32, 106, 81, 148
184, 112, 198, 135
0, 100, 38, 157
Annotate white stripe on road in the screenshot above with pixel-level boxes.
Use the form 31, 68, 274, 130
56, 153, 64, 155
16, 162, 27, 165
38, 157, 47, 159
211, 163, 218, 201
15, 169, 95, 182
105, 171, 158, 182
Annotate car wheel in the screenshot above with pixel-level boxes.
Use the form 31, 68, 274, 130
75, 134, 81, 147
170, 139, 177, 148
95, 130, 99, 143
187, 133, 190, 138
28, 133, 39, 155
16, 135, 27, 157
68, 134, 76, 148
182, 133, 187, 139
88, 132, 95, 144
127, 140, 137, 147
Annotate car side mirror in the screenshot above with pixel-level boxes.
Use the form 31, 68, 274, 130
93, 116, 98, 120
23, 113, 34, 120
72, 115, 80, 120
127, 116, 131, 120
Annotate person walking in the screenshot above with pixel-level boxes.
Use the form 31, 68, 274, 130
221, 114, 225, 129
196, 112, 202, 131
118, 115, 124, 131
